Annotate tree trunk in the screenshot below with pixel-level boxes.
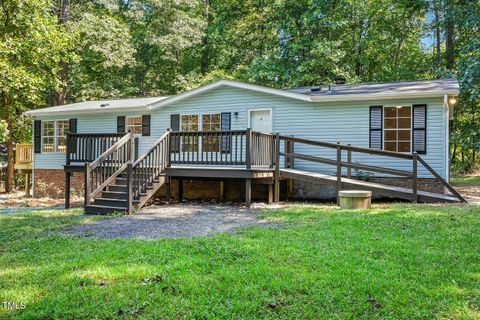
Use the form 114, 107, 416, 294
6, 131, 14, 193
451, 143, 457, 162
54, 0, 69, 106
433, 0, 441, 62
200, 0, 209, 75
445, 0, 455, 70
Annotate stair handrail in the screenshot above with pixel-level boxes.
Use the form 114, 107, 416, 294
85, 132, 133, 207
276, 135, 467, 203
130, 130, 171, 201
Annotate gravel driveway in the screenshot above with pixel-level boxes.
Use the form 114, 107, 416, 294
62, 204, 276, 240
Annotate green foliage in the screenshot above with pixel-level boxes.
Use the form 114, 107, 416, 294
2, 0, 479, 169
1, 204, 480, 318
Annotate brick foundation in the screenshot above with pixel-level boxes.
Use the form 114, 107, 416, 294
34, 169, 83, 198
32, 169, 445, 202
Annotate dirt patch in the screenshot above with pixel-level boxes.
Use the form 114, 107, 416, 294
0, 191, 82, 208
451, 184, 480, 204
61, 203, 281, 240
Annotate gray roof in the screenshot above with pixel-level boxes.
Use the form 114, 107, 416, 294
25, 96, 169, 116
287, 78, 459, 96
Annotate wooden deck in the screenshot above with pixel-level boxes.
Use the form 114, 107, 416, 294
65, 129, 466, 214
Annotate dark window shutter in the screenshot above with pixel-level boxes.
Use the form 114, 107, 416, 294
170, 114, 180, 152
220, 112, 231, 153
413, 104, 427, 154
69, 119, 77, 153
369, 106, 383, 150
34, 120, 42, 153
117, 116, 126, 133
142, 115, 150, 136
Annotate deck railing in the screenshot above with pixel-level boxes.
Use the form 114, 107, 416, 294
15, 144, 33, 165
170, 129, 274, 168
67, 133, 126, 164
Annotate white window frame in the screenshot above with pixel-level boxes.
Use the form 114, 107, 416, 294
126, 116, 142, 135
247, 108, 273, 132
179, 113, 223, 153
382, 105, 413, 153
41, 120, 69, 153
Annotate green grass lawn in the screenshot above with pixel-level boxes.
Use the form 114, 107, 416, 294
1, 204, 480, 319
451, 175, 480, 185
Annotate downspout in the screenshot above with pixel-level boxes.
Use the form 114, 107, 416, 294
443, 95, 450, 182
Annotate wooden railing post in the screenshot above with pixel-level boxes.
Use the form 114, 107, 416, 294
126, 162, 133, 214
246, 128, 252, 169
347, 144, 352, 178
274, 133, 280, 203
412, 152, 418, 203
336, 142, 342, 206
66, 132, 71, 166
84, 163, 90, 207
166, 129, 171, 167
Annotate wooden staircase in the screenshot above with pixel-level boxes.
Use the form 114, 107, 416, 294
84, 131, 170, 214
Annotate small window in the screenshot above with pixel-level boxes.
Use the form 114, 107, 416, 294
42, 120, 69, 153
127, 116, 142, 134
384, 106, 411, 152
202, 114, 221, 152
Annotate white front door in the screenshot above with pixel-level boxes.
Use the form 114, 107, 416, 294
249, 109, 272, 133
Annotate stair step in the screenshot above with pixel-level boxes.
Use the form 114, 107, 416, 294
85, 204, 127, 215
93, 198, 127, 207
101, 190, 127, 199
107, 184, 127, 192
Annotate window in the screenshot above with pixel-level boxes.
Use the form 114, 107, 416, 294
384, 106, 411, 152
181, 115, 199, 152
42, 121, 55, 152
56, 120, 69, 152
202, 114, 221, 152
42, 120, 69, 153
127, 116, 142, 134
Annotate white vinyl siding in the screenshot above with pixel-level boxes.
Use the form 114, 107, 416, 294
33, 86, 447, 179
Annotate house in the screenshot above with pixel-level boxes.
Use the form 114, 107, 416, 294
24, 78, 465, 213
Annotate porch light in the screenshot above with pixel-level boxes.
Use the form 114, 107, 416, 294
448, 96, 457, 106
233, 112, 239, 119
396, 106, 402, 109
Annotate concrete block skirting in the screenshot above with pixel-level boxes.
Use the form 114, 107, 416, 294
292, 178, 445, 201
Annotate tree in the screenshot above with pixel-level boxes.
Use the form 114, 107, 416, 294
0, 0, 74, 191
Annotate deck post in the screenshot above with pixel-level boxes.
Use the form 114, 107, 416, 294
126, 162, 133, 214
336, 142, 342, 206
166, 176, 171, 203
274, 133, 280, 203
178, 179, 183, 202
65, 172, 71, 209
246, 128, 252, 169
412, 152, 418, 203
65, 132, 71, 208
347, 144, 352, 178
268, 183, 273, 204
245, 178, 251, 207
84, 163, 90, 207
219, 181, 224, 201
